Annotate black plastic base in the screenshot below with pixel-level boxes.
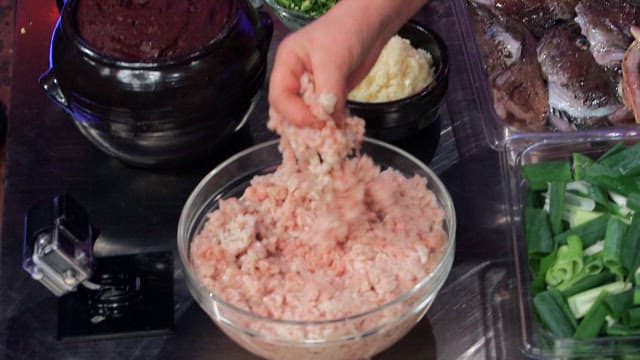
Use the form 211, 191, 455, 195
387, 118, 442, 165
58, 251, 174, 342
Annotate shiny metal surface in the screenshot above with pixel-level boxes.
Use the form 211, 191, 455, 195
0, 0, 524, 359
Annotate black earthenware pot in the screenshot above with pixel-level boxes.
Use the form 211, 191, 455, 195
41, 0, 273, 167
347, 22, 449, 143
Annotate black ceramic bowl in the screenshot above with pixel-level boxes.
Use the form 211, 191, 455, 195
347, 22, 449, 143
41, 0, 273, 168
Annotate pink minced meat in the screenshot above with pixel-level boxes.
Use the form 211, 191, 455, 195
191, 74, 447, 321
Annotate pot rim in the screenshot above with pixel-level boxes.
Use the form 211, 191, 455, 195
346, 21, 449, 109
59, 0, 244, 69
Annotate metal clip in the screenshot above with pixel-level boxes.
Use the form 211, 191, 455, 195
23, 194, 96, 296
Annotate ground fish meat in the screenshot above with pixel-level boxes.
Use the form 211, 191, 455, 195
191, 74, 447, 322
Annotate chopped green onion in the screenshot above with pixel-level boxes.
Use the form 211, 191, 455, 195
563, 192, 596, 211
603, 289, 634, 319
532, 250, 557, 294
583, 162, 640, 196
572, 153, 594, 181
525, 207, 554, 259
626, 192, 640, 211
527, 189, 544, 209
597, 141, 627, 162
606, 323, 640, 336
603, 217, 628, 278
574, 292, 609, 338
533, 289, 576, 337
554, 214, 609, 248
583, 254, 604, 275
597, 142, 640, 177
522, 161, 572, 191
560, 272, 616, 297
523, 142, 640, 340
563, 206, 603, 228
568, 281, 631, 319
584, 240, 604, 256
610, 191, 628, 209
546, 235, 583, 287
621, 217, 640, 275
566, 180, 590, 195
549, 181, 566, 235
275, 0, 338, 15
588, 184, 618, 214
635, 267, 640, 305
623, 307, 640, 327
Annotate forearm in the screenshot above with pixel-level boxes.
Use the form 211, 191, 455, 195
311, 0, 429, 87
268, 0, 429, 126
321, 0, 428, 53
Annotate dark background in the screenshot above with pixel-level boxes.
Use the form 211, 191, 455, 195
0, 0, 524, 359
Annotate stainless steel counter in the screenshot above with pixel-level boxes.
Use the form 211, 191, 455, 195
0, 1, 525, 358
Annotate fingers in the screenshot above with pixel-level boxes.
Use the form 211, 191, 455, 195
268, 29, 351, 128
269, 36, 323, 128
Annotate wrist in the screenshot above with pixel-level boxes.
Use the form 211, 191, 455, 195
319, 0, 428, 62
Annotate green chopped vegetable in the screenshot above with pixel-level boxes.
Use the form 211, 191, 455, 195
548, 181, 567, 235
563, 207, 603, 228
627, 192, 640, 212
603, 217, 628, 278
532, 250, 557, 294
623, 307, 640, 327
606, 323, 640, 336
635, 267, 640, 305
597, 141, 627, 162
584, 240, 604, 256
622, 217, 640, 275
563, 191, 596, 211
523, 142, 640, 340
568, 281, 631, 319
554, 214, 609, 248
574, 292, 609, 338
546, 235, 583, 287
583, 254, 605, 276
522, 161, 572, 191
583, 162, 640, 196
533, 289, 576, 337
572, 153, 594, 181
560, 272, 615, 297
604, 289, 634, 320
525, 207, 554, 259
275, 0, 338, 16
597, 142, 640, 177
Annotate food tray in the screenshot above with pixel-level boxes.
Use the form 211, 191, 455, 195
450, 0, 640, 152
502, 136, 640, 358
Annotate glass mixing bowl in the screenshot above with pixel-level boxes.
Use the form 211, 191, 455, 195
177, 138, 456, 359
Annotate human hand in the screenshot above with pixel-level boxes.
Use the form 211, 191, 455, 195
268, 0, 428, 127
268, 6, 386, 127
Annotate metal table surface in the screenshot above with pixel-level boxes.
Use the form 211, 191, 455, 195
0, 1, 525, 359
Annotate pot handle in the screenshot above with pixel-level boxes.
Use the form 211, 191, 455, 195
258, 10, 274, 54
39, 69, 69, 110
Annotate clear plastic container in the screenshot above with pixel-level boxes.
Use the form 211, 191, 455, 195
503, 135, 640, 358
449, 0, 640, 151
